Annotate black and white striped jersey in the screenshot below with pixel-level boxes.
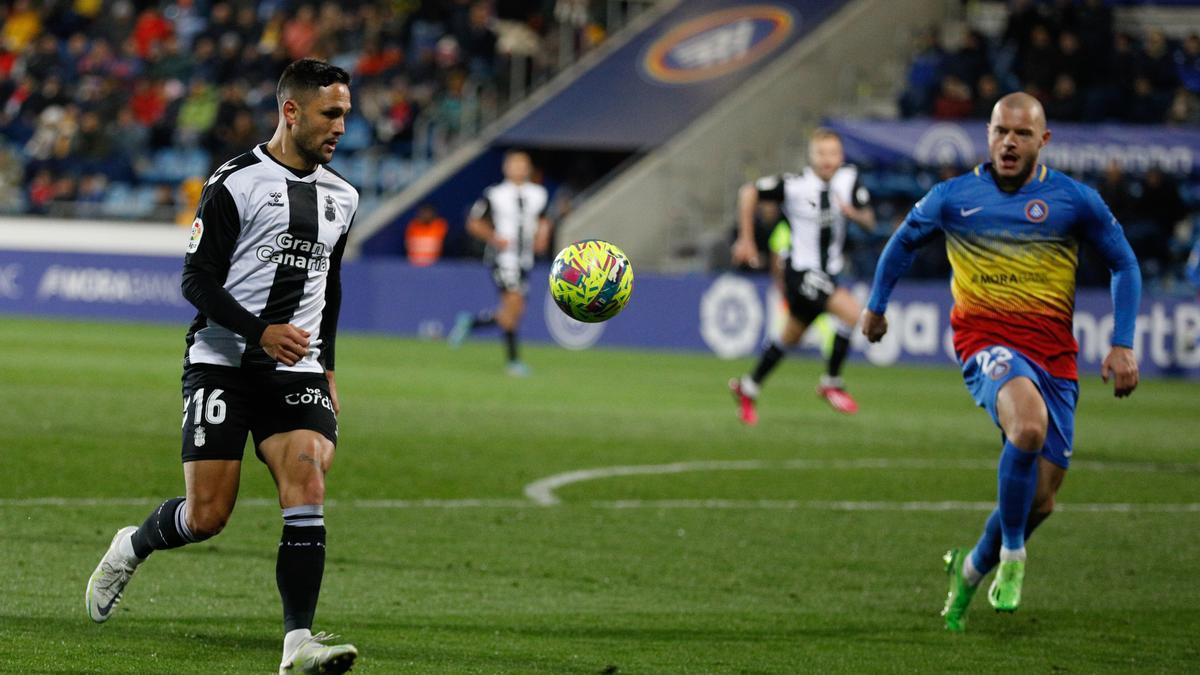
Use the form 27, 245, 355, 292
181, 143, 358, 373
469, 180, 548, 271
756, 165, 869, 276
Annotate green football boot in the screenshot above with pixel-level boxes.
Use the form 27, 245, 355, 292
988, 559, 1025, 612
941, 548, 978, 632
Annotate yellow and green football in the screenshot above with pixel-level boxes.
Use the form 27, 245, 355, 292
548, 239, 634, 323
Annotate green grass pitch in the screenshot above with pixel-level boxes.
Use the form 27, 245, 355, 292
1, 316, 1197, 673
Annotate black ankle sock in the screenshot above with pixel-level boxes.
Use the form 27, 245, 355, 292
750, 342, 786, 384
504, 330, 518, 362
130, 497, 195, 559
827, 332, 851, 379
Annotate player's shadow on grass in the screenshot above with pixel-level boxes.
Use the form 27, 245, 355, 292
10, 613, 281, 653
181, 542, 406, 570
359, 616, 944, 644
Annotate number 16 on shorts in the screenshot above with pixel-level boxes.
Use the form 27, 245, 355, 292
182, 388, 227, 448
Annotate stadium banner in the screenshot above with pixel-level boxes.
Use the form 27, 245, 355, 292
499, 0, 846, 150
826, 119, 1200, 175
0, 251, 1196, 379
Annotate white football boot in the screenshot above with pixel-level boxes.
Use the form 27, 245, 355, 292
280, 632, 358, 674
85, 526, 140, 623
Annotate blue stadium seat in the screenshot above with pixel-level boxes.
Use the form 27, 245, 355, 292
142, 148, 211, 184
339, 117, 373, 153
329, 153, 369, 190
100, 182, 160, 219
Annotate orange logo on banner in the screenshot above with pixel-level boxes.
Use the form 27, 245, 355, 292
642, 5, 796, 85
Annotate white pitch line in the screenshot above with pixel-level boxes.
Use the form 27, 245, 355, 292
3, 458, 1196, 513
522, 460, 774, 506
522, 457, 1200, 506
0, 497, 1197, 514
350, 498, 531, 509
0, 494, 530, 504
591, 499, 1200, 513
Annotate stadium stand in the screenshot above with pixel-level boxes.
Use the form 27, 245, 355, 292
872, 0, 1200, 290
2, 0, 1197, 291
0, 0, 631, 222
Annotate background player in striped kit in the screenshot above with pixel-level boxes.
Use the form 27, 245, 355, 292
729, 128, 876, 423
448, 150, 553, 376
862, 93, 1141, 631
85, 59, 359, 674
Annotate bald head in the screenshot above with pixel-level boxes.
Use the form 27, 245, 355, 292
991, 92, 1047, 132
987, 92, 1051, 190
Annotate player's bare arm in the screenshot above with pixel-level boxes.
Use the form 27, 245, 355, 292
1101, 346, 1138, 398
261, 323, 310, 366
836, 194, 876, 231
467, 215, 507, 250
732, 182, 762, 267
861, 309, 887, 343
769, 250, 784, 293
534, 216, 553, 255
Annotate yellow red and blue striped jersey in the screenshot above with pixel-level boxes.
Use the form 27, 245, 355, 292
867, 163, 1141, 380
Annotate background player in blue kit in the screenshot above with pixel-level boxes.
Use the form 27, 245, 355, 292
862, 93, 1141, 631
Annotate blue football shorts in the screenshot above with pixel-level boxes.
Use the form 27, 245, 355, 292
961, 344, 1079, 469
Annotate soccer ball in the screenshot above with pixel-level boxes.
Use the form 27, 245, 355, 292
548, 239, 634, 323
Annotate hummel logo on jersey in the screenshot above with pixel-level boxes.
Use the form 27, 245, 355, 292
961, 206, 983, 217
267, 191, 285, 207
206, 158, 239, 186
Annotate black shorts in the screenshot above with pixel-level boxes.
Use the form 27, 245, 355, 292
180, 364, 338, 463
491, 265, 529, 294
783, 267, 839, 324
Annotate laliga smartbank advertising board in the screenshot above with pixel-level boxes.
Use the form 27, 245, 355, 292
695, 274, 1200, 378
0, 246, 1196, 379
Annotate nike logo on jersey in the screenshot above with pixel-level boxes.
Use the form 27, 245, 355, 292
960, 207, 983, 217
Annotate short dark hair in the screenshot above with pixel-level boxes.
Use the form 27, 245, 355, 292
276, 59, 351, 108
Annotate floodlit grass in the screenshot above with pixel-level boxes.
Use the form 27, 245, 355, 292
1, 316, 1197, 673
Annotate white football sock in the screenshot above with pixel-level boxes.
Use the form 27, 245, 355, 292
116, 530, 144, 567
739, 375, 760, 399
819, 374, 844, 389
962, 554, 983, 587
283, 628, 312, 662
1000, 546, 1026, 563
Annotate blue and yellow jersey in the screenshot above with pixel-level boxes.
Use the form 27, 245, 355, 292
868, 163, 1141, 380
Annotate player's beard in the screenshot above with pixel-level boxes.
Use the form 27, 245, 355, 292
296, 126, 334, 167
992, 153, 1035, 191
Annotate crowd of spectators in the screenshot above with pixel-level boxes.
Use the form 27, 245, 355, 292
900, 0, 1200, 125
886, 0, 1200, 288
828, 160, 1196, 290
0, 0, 611, 220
